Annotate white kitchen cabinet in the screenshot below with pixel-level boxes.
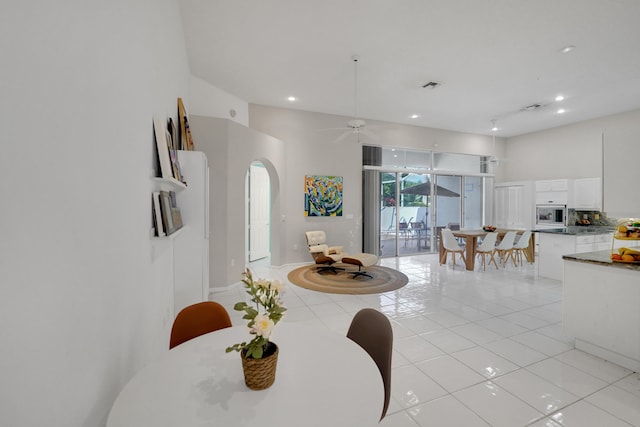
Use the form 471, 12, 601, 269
538, 233, 575, 280
564, 260, 640, 371
535, 179, 569, 205
572, 177, 602, 210
575, 232, 612, 253
538, 231, 613, 280
535, 179, 568, 192
495, 185, 526, 229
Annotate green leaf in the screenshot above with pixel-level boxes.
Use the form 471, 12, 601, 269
233, 302, 248, 311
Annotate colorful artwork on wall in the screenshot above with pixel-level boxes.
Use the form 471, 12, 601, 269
304, 175, 343, 217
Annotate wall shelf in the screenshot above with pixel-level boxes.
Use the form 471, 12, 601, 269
152, 177, 187, 192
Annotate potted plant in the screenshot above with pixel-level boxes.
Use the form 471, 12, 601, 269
226, 268, 286, 390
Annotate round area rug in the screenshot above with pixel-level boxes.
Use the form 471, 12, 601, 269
287, 264, 408, 295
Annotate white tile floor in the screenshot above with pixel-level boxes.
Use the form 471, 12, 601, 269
210, 254, 640, 427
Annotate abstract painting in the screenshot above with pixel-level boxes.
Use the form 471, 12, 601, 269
304, 175, 343, 216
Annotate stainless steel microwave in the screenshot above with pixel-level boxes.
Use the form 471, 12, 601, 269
536, 204, 567, 226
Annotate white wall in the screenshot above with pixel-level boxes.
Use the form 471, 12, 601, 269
188, 116, 286, 287
189, 75, 249, 126
0, 1, 190, 425
504, 108, 640, 217
248, 105, 502, 264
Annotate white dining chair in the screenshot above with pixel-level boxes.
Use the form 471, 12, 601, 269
440, 229, 466, 268
513, 230, 533, 266
495, 231, 518, 267
476, 232, 499, 271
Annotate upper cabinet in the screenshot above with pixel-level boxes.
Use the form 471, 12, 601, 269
535, 179, 568, 205
535, 179, 568, 192
572, 177, 602, 211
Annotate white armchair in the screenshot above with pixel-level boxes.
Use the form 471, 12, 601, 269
305, 230, 346, 274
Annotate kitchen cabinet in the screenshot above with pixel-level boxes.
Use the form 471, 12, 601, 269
538, 230, 613, 280
535, 179, 568, 205
535, 179, 568, 192
563, 259, 639, 371
495, 185, 526, 229
575, 232, 611, 253
572, 177, 602, 210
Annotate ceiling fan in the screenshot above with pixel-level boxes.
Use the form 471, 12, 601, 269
321, 55, 380, 144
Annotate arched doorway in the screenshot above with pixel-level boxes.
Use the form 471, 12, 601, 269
246, 161, 271, 263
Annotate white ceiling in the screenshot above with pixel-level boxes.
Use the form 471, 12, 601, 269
179, 0, 640, 137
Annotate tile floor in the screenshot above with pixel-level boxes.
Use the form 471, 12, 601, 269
211, 254, 640, 427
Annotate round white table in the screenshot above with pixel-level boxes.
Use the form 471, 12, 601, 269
107, 323, 383, 427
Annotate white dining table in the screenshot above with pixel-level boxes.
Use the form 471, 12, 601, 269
107, 322, 383, 427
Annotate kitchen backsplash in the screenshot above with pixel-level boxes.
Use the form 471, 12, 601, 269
568, 209, 618, 226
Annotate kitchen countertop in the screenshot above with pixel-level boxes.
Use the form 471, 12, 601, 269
563, 249, 640, 272
535, 226, 615, 235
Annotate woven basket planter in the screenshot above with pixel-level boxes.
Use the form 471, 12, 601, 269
240, 342, 279, 390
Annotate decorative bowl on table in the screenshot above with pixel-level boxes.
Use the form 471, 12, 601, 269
482, 225, 497, 232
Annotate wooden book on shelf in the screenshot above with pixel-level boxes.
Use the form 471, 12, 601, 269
178, 97, 195, 151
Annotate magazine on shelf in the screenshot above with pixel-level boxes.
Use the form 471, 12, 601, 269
169, 190, 183, 232
159, 190, 175, 235
153, 117, 173, 179
152, 192, 165, 237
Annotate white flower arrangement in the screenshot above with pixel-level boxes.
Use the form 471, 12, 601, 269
226, 268, 286, 359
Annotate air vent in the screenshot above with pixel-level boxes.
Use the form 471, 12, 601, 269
422, 81, 442, 89
522, 103, 544, 111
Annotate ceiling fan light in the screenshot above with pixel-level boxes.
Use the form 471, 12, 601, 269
411, 114, 419, 119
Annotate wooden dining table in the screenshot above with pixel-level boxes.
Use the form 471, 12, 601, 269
439, 228, 535, 271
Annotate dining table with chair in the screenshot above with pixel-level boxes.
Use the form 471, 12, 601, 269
107, 322, 384, 427
439, 228, 535, 271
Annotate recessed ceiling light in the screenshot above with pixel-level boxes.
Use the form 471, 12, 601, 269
557, 108, 566, 114
555, 95, 565, 102
287, 96, 297, 102
411, 114, 419, 119
559, 45, 576, 54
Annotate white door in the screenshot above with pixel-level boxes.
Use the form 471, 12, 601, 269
249, 163, 270, 261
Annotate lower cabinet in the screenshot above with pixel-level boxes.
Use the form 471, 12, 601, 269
538, 232, 612, 280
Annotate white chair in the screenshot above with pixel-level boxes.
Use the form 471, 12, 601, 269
513, 230, 533, 266
440, 229, 466, 268
476, 232, 499, 271
305, 230, 345, 273
495, 231, 518, 267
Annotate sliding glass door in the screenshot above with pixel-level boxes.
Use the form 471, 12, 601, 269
372, 172, 485, 257
363, 146, 490, 258
379, 172, 431, 256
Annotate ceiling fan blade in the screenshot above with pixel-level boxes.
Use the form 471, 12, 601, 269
317, 126, 351, 132
332, 130, 354, 144
358, 128, 380, 141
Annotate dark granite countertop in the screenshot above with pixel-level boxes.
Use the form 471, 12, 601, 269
563, 250, 640, 271
536, 226, 615, 235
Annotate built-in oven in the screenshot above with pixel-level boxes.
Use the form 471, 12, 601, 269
536, 204, 567, 228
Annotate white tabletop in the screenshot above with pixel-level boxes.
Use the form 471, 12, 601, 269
107, 323, 383, 427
